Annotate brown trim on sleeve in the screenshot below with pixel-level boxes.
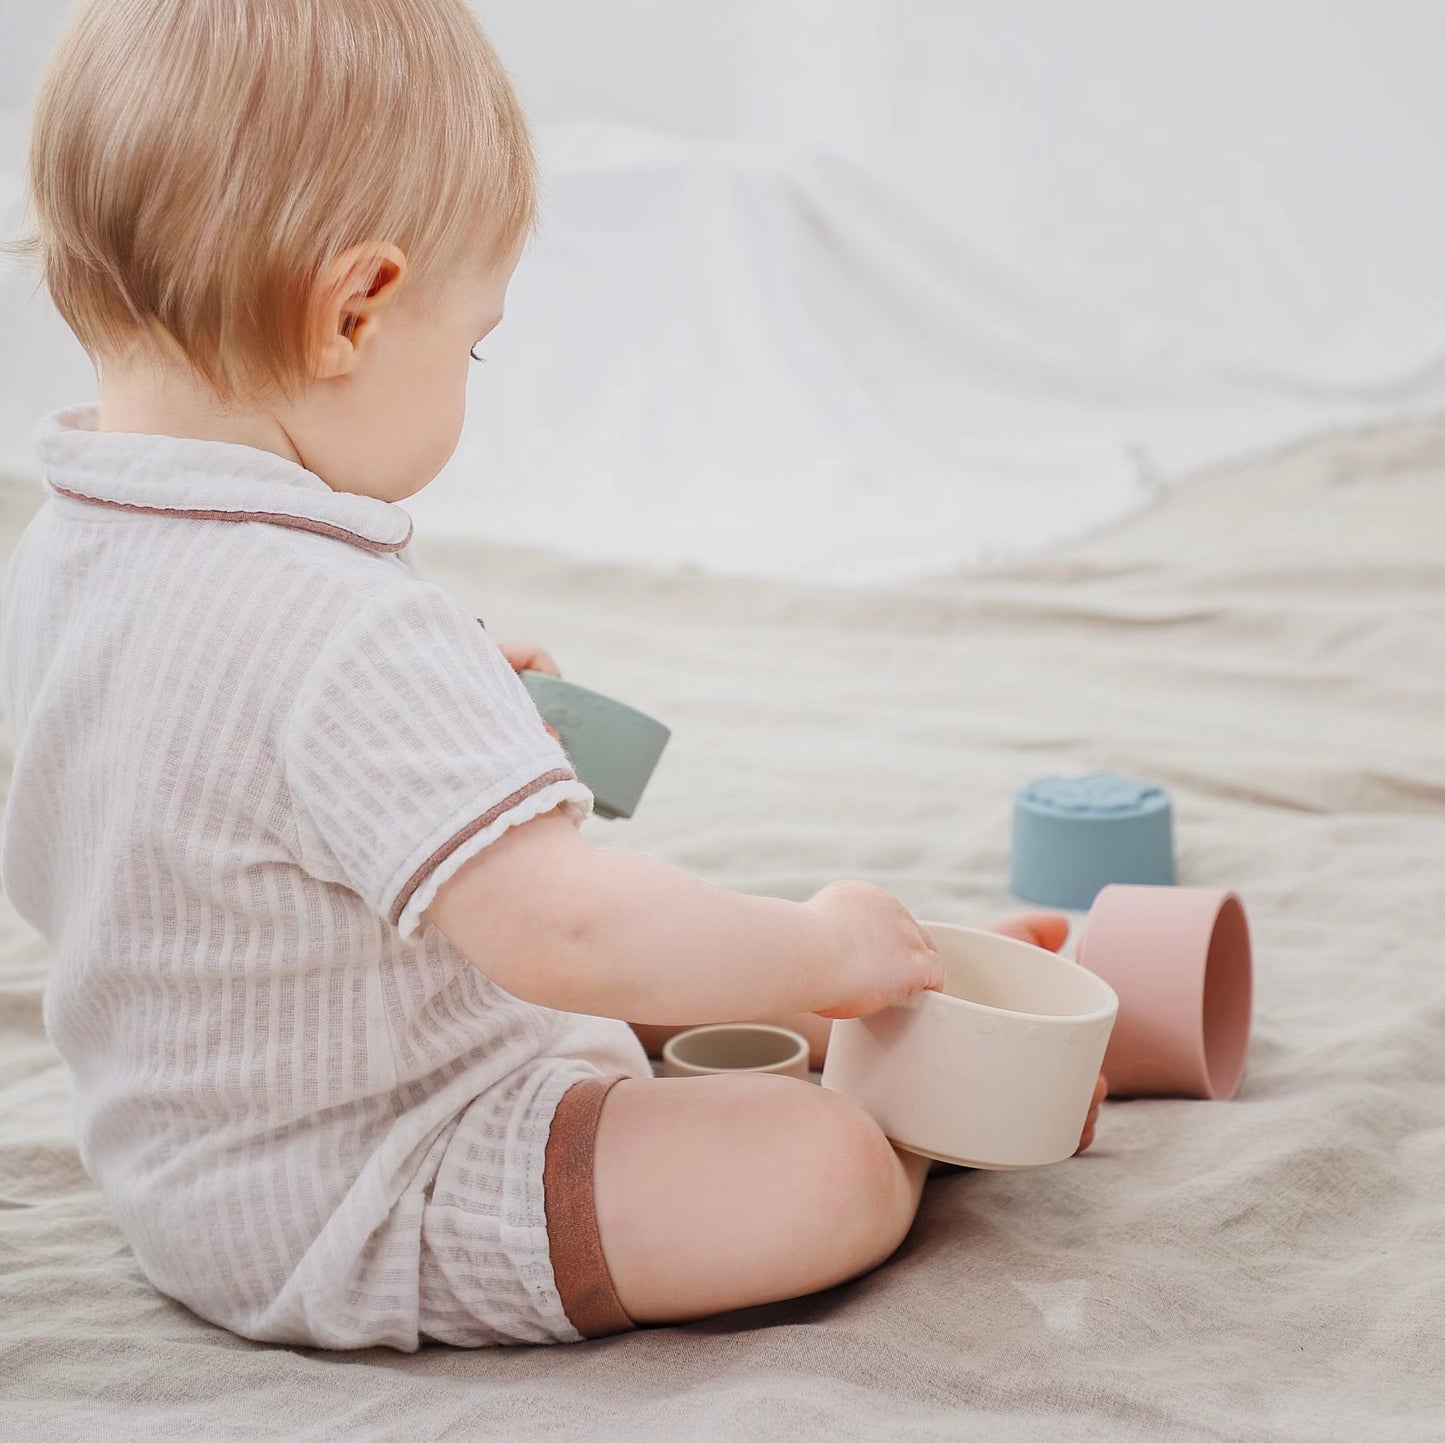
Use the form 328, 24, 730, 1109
48, 484, 413, 554
544, 1074, 636, 1338
387, 768, 578, 928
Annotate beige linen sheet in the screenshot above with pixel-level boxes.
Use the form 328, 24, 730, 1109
1, 422, 1441, 1441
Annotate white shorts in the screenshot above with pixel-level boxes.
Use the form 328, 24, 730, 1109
417, 1024, 651, 1346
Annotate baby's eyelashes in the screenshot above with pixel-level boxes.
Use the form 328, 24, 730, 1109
469, 345, 487, 363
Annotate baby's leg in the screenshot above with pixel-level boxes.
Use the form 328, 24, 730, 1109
590, 1073, 929, 1326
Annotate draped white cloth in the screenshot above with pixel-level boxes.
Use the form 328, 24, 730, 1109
5, 2, 1445, 580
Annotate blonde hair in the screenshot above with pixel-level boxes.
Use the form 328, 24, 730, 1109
16, 0, 535, 400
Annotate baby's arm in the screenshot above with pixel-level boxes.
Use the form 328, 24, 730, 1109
427, 813, 1106, 1332
424, 808, 940, 1025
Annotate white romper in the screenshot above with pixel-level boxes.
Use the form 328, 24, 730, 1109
0, 407, 651, 1349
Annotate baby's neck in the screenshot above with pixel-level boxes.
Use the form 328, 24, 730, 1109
96, 350, 301, 464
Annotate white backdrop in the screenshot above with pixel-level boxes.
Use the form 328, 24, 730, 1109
3, 2, 1443, 580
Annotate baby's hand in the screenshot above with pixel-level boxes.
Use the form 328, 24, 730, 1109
803, 872, 947, 1022
805, 880, 944, 1019
496, 639, 560, 677
1076, 1073, 1108, 1155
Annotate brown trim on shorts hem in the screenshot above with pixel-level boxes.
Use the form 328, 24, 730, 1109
388, 769, 578, 928
544, 1074, 636, 1339
48, 484, 412, 554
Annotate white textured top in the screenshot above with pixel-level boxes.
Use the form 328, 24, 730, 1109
0, 406, 645, 1345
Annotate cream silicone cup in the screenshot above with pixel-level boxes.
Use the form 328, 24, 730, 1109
820, 924, 1118, 1170
1074, 885, 1252, 1101
660, 1024, 812, 1081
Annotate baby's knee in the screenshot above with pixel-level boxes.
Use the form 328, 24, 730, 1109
785, 1085, 915, 1272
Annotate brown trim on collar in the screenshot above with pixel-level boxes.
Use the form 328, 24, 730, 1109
49, 483, 412, 555
389, 768, 578, 927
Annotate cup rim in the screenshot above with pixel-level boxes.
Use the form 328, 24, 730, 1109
1199, 892, 1252, 1098
916, 922, 1120, 1027
661, 1022, 810, 1074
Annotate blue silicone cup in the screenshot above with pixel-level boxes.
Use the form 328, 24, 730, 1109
1010, 773, 1176, 910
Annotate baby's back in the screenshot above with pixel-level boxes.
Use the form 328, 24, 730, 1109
0, 413, 642, 1346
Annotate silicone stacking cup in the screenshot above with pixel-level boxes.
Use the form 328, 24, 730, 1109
1011, 773, 1175, 910
1074, 885, 1252, 1100
821, 924, 1118, 1170
660, 1024, 812, 1081
519, 671, 671, 820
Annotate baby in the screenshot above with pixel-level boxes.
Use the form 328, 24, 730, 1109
0, 0, 1104, 1350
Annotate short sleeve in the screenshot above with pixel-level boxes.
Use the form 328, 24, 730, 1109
282, 581, 593, 940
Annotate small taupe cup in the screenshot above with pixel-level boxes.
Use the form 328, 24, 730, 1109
660, 1024, 811, 1080
519, 671, 671, 821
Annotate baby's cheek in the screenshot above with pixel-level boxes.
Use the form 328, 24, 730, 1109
449, 389, 469, 451
423, 379, 469, 480
448, 366, 472, 441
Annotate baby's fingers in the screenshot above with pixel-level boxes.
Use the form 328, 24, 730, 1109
915, 922, 945, 990
986, 912, 1070, 952
1074, 1074, 1108, 1155
497, 639, 561, 677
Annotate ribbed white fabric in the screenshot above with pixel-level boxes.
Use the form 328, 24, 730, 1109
0, 406, 650, 1350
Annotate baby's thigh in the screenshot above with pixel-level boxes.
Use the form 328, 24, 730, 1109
592, 1073, 917, 1328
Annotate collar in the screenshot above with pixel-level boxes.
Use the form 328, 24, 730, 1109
36, 405, 413, 555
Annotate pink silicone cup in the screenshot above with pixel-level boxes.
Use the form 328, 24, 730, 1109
1074, 885, 1252, 1100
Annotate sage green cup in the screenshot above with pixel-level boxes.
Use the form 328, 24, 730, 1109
519, 671, 671, 820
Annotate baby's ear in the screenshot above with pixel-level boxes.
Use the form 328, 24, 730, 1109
310, 243, 408, 379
